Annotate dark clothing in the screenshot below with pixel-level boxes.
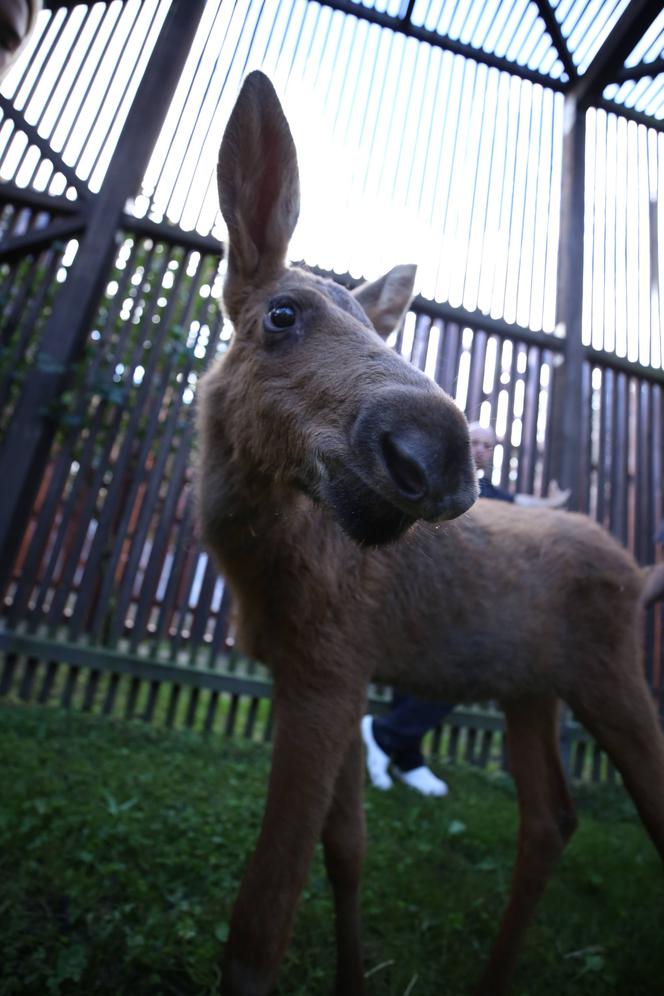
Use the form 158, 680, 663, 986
478, 477, 514, 502
373, 694, 454, 771
373, 476, 512, 771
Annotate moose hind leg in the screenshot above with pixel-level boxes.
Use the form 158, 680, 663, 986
475, 695, 577, 996
568, 666, 664, 862
322, 734, 366, 996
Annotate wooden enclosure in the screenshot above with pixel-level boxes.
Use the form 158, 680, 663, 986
1, 0, 663, 780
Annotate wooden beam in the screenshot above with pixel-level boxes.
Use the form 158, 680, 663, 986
532, 0, 577, 81
312, 0, 566, 91
572, 0, 660, 105
411, 297, 563, 352
0, 630, 271, 700
0, 0, 207, 596
299, 262, 565, 351
594, 97, 664, 134
43, 0, 131, 7
124, 213, 225, 256
0, 181, 82, 214
0, 216, 85, 261
400, 0, 416, 24
0, 95, 89, 200
584, 346, 664, 387
614, 56, 664, 83
551, 96, 587, 508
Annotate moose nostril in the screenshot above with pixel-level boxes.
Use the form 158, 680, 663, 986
380, 432, 428, 501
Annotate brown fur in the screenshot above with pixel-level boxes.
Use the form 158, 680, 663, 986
196, 72, 664, 996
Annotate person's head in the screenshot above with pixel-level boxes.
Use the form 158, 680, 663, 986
468, 422, 496, 474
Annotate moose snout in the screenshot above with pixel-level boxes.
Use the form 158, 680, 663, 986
380, 431, 429, 501
352, 390, 478, 522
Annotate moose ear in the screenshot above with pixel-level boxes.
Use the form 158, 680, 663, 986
217, 72, 300, 321
352, 264, 417, 337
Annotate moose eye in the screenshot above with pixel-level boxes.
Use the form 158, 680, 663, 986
264, 300, 297, 335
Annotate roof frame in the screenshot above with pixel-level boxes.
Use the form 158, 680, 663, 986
39, 0, 664, 129
318, 0, 664, 131
570, 0, 662, 106
312, 0, 567, 91
531, 0, 577, 81
614, 56, 664, 83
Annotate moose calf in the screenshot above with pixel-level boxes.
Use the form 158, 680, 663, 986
196, 71, 664, 996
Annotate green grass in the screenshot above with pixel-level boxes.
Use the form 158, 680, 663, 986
0, 704, 662, 996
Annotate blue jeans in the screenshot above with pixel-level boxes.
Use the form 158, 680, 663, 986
373, 694, 454, 771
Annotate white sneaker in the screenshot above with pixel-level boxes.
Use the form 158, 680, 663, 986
360, 715, 393, 790
394, 765, 449, 797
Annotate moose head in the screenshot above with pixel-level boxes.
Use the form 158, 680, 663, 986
204, 71, 477, 548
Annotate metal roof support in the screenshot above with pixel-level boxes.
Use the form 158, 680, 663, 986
312, 0, 566, 91
551, 95, 586, 509
0, 95, 90, 199
532, 0, 577, 82
571, 0, 661, 106
0, 0, 207, 595
400, 0, 417, 24
614, 56, 664, 83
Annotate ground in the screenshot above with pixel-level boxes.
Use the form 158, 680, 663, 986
0, 703, 662, 995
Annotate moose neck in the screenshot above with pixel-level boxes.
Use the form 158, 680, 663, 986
199, 424, 363, 670
199, 414, 336, 573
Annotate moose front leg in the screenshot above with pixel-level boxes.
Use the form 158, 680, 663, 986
322, 735, 366, 996
221, 686, 365, 996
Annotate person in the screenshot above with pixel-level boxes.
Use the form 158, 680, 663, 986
361, 421, 570, 797
469, 424, 569, 508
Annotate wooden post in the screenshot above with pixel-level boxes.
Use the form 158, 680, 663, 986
549, 0, 660, 509
551, 95, 586, 509
0, 0, 206, 595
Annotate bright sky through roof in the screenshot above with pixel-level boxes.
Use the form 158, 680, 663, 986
0, 0, 662, 372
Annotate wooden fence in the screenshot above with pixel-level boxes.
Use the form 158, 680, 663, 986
1, 0, 663, 783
